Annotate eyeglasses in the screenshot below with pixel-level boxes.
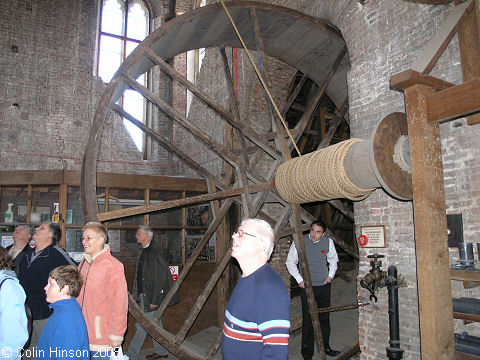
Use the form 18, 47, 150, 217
310, 229, 324, 235
81, 236, 99, 242
233, 229, 258, 239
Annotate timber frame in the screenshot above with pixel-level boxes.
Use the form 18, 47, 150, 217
81, 2, 356, 359
390, 0, 480, 358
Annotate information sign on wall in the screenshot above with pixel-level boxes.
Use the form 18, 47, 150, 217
359, 225, 386, 248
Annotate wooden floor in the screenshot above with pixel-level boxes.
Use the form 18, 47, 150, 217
134, 267, 360, 360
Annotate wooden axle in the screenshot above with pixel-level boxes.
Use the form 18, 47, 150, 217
275, 112, 413, 203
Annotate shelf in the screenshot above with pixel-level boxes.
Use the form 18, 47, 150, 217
454, 312, 480, 322
456, 350, 480, 360
451, 269, 480, 288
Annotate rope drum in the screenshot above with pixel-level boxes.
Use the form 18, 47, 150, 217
275, 139, 375, 203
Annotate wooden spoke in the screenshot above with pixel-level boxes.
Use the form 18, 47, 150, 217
112, 104, 223, 186
143, 47, 282, 161
153, 198, 235, 322
97, 182, 274, 221
292, 46, 347, 146
81, 3, 353, 359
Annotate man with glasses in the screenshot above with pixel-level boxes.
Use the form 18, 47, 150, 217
286, 220, 340, 358
18, 222, 75, 359
222, 218, 290, 360
6, 224, 32, 274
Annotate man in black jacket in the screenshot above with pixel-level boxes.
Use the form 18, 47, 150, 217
127, 225, 179, 360
6, 224, 32, 275
18, 222, 75, 359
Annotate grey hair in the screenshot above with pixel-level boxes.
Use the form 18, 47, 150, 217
240, 218, 275, 260
139, 225, 154, 240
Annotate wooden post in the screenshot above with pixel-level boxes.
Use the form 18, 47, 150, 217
456, 0, 480, 125
404, 84, 454, 359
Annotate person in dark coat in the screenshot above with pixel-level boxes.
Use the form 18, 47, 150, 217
126, 225, 179, 360
18, 222, 75, 360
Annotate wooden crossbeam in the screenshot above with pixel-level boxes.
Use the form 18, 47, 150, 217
143, 47, 282, 161
457, 0, 480, 125
426, 78, 480, 123
96, 182, 274, 221
412, 0, 473, 74
390, 69, 454, 91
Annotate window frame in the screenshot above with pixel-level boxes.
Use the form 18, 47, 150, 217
96, 0, 152, 158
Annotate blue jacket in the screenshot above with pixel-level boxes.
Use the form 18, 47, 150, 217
0, 269, 28, 360
36, 298, 90, 360
18, 244, 75, 320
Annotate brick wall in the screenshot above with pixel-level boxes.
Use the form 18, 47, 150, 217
2, 1, 480, 359
185, 0, 480, 358
308, 1, 480, 358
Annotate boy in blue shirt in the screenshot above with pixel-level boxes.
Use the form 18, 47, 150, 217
36, 265, 89, 360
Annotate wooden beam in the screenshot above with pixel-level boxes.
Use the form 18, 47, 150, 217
404, 83, 454, 359
456, 0, 480, 125
250, 6, 292, 160
112, 104, 224, 188
0, 169, 208, 192
390, 69, 454, 91
426, 78, 480, 123
292, 46, 347, 147
128, 291, 204, 360
153, 198, 234, 322
143, 47, 282, 161
412, 0, 473, 74
96, 182, 274, 221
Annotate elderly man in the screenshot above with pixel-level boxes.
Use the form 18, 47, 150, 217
18, 222, 75, 358
286, 220, 340, 358
6, 224, 32, 274
222, 218, 290, 360
127, 225, 179, 360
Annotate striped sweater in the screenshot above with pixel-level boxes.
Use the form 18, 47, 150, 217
222, 263, 290, 360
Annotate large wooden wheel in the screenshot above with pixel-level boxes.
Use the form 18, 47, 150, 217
81, 2, 355, 359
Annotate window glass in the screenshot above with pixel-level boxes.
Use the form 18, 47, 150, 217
155, 229, 182, 264
123, 88, 145, 150
66, 187, 83, 225
105, 188, 145, 226
97, 0, 150, 154
127, 1, 149, 40
98, 35, 123, 83
149, 190, 183, 227
101, 0, 125, 36
31, 186, 60, 224
0, 186, 28, 224
126, 39, 140, 57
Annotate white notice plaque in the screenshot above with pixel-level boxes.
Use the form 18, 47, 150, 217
360, 225, 386, 248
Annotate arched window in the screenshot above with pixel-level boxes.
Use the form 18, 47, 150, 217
97, 0, 150, 154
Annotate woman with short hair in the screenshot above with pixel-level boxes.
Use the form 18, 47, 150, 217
77, 222, 128, 360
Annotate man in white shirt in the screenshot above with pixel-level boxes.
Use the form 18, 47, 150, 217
285, 220, 340, 358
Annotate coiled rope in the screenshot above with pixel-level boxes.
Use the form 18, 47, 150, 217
275, 139, 374, 203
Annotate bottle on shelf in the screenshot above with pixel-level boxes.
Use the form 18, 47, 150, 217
4, 203, 13, 223
52, 203, 59, 223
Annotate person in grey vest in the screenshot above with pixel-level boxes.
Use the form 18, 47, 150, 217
285, 220, 340, 358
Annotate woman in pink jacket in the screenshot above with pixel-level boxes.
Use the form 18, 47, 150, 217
77, 222, 128, 359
